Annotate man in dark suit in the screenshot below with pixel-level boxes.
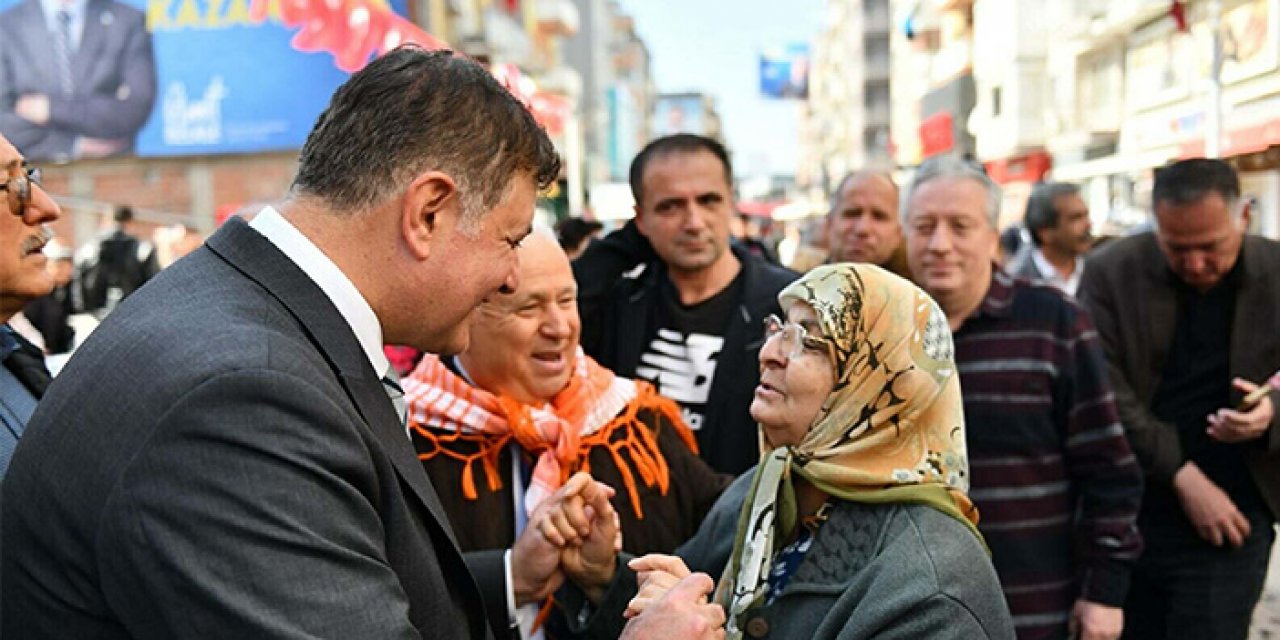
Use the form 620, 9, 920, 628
1080, 158, 1280, 640
2, 47, 653, 639
0, 132, 60, 478
0, 0, 156, 161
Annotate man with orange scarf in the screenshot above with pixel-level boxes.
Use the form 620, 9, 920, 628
403, 229, 731, 637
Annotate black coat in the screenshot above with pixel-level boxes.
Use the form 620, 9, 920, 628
1079, 232, 1280, 516
574, 222, 797, 475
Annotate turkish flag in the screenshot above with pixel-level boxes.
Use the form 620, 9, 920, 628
1170, 1, 1189, 32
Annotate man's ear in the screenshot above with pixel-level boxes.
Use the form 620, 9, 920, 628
402, 171, 457, 260
632, 203, 649, 237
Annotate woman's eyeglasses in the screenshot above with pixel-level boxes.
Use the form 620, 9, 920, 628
0, 166, 42, 218
763, 314, 831, 359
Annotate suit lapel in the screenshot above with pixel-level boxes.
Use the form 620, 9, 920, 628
205, 218, 462, 549
1229, 237, 1277, 382
1142, 236, 1176, 388
72, 0, 109, 86
15, 2, 61, 90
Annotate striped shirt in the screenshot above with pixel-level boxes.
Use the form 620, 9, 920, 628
955, 269, 1143, 640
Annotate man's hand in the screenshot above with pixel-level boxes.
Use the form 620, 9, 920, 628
1068, 599, 1122, 640
511, 472, 614, 605
514, 476, 619, 604
76, 137, 130, 158
620, 573, 725, 640
624, 554, 691, 619
1207, 377, 1274, 443
15, 94, 50, 125
537, 472, 620, 603
1172, 462, 1251, 547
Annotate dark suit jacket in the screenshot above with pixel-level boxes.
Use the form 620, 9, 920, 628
2, 219, 507, 639
0, 0, 156, 160
1078, 232, 1280, 516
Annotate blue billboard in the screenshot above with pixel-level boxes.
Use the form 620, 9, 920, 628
759, 42, 810, 100
0, 0, 414, 161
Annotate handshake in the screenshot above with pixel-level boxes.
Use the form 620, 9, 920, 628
508, 472, 725, 639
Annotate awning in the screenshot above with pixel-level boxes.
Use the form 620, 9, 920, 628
1047, 150, 1173, 182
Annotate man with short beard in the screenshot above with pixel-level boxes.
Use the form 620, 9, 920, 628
1080, 159, 1280, 639
0, 132, 60, 478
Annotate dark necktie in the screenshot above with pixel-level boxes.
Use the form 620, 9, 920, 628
54, 10, 74, 97
1, 327, 51, 399
382, 369, 407, 430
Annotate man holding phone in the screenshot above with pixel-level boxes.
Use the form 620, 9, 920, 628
1080, 158, 1280, 640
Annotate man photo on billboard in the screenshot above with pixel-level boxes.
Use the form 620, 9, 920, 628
0, 0, 157, 161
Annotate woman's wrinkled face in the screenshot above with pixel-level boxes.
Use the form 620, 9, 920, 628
750, 301, 837, 448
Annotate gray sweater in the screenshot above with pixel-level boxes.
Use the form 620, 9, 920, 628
562, 470, 1015, 639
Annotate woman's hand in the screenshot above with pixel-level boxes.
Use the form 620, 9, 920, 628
624, 554, 693, 619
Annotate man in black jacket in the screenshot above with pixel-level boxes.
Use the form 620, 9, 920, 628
574, 135, 797, 475
77, 204, 160, 317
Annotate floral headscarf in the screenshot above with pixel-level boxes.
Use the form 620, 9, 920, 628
718, 263, 979, 638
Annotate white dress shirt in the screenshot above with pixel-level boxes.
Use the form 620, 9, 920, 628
249, 206, 391, 378
1032, 248, 1084, 297
39, 0, 87, 50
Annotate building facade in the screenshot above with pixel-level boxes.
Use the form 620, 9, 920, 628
798, 0, 893, 201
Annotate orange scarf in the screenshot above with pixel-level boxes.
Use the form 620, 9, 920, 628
403, 349, 696, 519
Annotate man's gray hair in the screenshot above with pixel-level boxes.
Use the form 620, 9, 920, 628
903, 155, 1002, 228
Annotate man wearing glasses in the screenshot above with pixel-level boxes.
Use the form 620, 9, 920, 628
0, 132, 60, 478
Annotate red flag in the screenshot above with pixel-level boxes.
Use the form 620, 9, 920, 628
1170, 1, 1188, 32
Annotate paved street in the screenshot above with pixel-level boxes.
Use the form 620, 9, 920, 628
1251, 529, 1280, 639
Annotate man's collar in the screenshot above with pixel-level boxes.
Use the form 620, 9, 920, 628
0, 325, 20, 362
1031, 248, 1083, 296
249, 207, 391, 377
975, 266, 1016, 319
39, 0, 86, 19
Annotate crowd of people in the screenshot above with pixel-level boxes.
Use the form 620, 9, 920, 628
0, 44, 1277, 640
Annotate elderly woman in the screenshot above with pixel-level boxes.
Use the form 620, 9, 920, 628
551, 263, 1014, 639
402, 230, 730, 636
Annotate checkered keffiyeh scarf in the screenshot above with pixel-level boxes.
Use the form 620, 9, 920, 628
403, 348, 694, 518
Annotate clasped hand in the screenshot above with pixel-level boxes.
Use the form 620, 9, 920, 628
509, 472, 725, 638
510, 472, 621, 605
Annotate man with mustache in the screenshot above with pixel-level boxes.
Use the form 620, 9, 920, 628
903, 155, 1143, 640
574, 134, 796, 476
0, 132, 60, 479
1006, 182, 1093, 297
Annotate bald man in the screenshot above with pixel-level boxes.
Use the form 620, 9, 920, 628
824, 171, 909, 276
